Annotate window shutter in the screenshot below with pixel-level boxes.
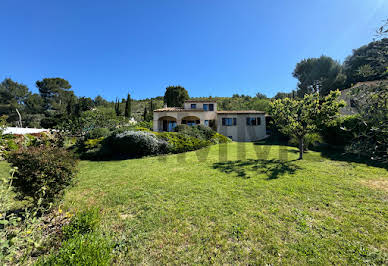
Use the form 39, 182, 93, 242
246, 117, 250, 125
257, 117, 261, 125
222, 118, 226, 126
233, 118, 237, 125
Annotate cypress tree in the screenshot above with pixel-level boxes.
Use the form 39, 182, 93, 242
125, 93, 131, 118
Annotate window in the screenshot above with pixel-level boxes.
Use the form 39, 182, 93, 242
246, 117, 257, 126
228, 136, 233, 140
191, 104, 197, 109
209, 104, 214, 111
203, 104, 208, 111
246, 117, 261, 126
222, 118, 237, 126
204, 120, 209, 126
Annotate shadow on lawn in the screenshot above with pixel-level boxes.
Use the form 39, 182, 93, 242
212, 159, 301, 180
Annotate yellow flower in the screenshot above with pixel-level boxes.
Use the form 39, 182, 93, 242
58, 208, 63, 214
26, 230, 32, 234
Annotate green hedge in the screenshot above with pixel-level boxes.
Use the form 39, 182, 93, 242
156, 132, 210, 153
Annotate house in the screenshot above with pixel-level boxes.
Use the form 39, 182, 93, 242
153, 99, 267, 141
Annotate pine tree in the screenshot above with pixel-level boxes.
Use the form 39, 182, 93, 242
125, 93, 131, 118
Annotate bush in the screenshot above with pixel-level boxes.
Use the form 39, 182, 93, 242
289, 133, 323, 151
37, 233, 112, 266
320, 115, 363, 146
105, 131, 168, 158
210, 132, 231, 144
7, 146, 78, 205
86, 127, 110, 140
63, 208, 100, 240
174, 124, 214, 140
156, 132, 210, 153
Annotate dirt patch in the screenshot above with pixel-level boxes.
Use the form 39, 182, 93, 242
361, 179, 388, 192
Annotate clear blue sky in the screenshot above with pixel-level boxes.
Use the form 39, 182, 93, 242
1, 0, 387, 100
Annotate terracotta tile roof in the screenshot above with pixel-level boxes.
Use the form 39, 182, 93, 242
154, 107, 204, 112
217, 110, 265, 114
184, 99, 217, 103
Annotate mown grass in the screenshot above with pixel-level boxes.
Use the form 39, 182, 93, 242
59, 143, 388, 264
2, 143, 387, 264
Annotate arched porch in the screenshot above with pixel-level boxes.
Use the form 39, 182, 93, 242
181, 116, 200, 126
158, 116, 177, 132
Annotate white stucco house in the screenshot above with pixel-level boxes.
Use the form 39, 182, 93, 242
153, 99, 267, 141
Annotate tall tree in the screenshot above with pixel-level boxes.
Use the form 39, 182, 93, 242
124, 93, 131, 118
94, 95, 108, 107
346, 82, 388, 163
25, 93, 44, 114
343, 38, 388, 85
0, 78, 31, 126
270, 90, 344, 159
163, 86, 189, 107
293, 56, 346, 97
143, 106, 148, 121
114, 98, 121, 116
36, 78, 72, 111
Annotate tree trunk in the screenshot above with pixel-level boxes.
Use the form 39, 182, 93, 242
298, 137, 304, 160
15, 108, 22, 128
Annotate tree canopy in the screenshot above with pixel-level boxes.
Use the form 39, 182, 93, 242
293, 56, 346, 97
343, 38, 388, 85
269, 90, 344, 159
163, 86, 189, 107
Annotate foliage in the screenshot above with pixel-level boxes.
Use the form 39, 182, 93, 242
293, 56, 346, 96
37, 233, 112, 266
269, 90, 344, 159
0, 168, 57, 265
63, 208, 100, 240
124, 93, 131, 118
0, 78, 31, 126
345, 83, 388, 163
7, 146, 78, 205
173, 124, 231, 145
136, 120, 153, 130
320, 115, 363, 146
163, 85, 189, 107
36, 78, 73, 113
156, 132, 210, 153
105, 131, 168, 158
217, 95, 271, 112
343, 38, 388, 85
60, 107, 125, 136
86, 127, 110, 140
375, 18, 388, 40
289, 133, 323, 151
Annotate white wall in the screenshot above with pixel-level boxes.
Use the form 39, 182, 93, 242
216, 114, 266, 142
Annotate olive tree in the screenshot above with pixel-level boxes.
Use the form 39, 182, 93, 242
270, 90, 344, 159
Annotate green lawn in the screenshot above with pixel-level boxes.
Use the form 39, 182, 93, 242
4, 143, 388, 264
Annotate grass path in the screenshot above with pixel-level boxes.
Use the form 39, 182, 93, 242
8, 143, 388, 264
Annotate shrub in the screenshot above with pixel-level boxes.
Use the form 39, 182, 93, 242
63, 208, 100, 240
105, 131, 168, 158
174, 124, 213, 140
320, 115, 363, 146
136, 120, 153, 130
156, 132, 210, 153
86, 127, 110, 139
289, 133, 323, 151
211, 132, 231, 144
7, 146, 78, 205
37, 233, 112, 266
